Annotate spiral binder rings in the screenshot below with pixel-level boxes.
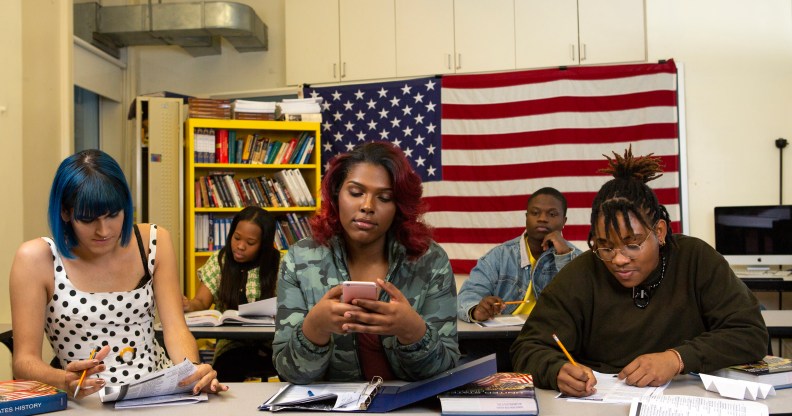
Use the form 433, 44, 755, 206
259, 354, 497, 412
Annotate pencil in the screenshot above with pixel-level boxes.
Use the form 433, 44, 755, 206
503, 300, 530, 305
552, 333, 579, 367
73, 348, 97, 398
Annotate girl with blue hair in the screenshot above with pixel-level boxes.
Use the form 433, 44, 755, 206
10, 149, 228, 399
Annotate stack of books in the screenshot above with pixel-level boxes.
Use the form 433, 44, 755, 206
188, 98, 231, 120
278, 98, 322, 122
232, 100, 277, 120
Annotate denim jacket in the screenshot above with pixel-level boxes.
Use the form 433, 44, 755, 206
457, 233, 582, 322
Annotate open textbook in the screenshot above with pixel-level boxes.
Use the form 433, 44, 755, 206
185, 297, 276, 326
99, 359, 207, 408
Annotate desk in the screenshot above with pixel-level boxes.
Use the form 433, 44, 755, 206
163, 311, 791, 346
741, 276, 792, 308
57, 376, 792, 415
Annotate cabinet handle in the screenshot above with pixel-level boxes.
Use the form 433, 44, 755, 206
456, 53, 461, 70
333, 63, 337, 78
447, 53, 451, 70
342, 62, 346, 78
581, 44, 587, 61
570, 44, 575, 62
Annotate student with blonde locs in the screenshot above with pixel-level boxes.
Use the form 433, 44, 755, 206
510, 147, 768, 397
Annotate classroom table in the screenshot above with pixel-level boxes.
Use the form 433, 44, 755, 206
158, 309, 792, 346
56, 375, 792, 416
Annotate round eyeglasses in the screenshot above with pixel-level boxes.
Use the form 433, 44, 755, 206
593, 229, 655, 262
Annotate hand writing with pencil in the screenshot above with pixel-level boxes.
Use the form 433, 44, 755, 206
553, 334, 597, 397
65, 345, 110, 399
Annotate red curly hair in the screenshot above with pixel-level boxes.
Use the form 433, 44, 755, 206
310, 141, 433, 260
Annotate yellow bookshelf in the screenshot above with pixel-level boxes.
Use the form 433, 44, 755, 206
184, 118, 321, 297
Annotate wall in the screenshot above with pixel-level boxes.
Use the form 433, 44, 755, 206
0, 0, 24, 380
133, 0, 792, 250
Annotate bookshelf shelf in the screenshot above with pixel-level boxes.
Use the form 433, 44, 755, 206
184, 118, 322, 297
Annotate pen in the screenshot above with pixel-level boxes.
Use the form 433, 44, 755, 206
552, 333, 579, 367
74, 348, 97, 398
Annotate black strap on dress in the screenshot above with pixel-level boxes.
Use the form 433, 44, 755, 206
133, 224, 153, 289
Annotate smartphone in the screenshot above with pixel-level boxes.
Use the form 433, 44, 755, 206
341, 281, 378, 303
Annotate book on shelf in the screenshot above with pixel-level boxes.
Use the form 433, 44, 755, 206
184, 308, 274, 327
0, 380, 67, 416
437, 372, 537, 416
715, 355, 792, 389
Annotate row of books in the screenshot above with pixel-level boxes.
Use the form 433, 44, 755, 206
195, 169, 315, 209
193, 128, 314, 165
274, 213, 312, 251
195, 212, 311, 252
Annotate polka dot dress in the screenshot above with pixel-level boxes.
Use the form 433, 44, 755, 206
43, 224, 172, 385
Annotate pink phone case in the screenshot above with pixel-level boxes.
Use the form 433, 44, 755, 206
342, 281, 377, 303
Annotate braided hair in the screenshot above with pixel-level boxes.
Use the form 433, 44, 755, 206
587, 146, 673, 248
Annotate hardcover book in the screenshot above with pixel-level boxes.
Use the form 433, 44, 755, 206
0, 380, 67, 416
438, 372, 537, 416
717, 355, 792, 389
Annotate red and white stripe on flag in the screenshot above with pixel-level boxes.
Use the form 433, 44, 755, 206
425, 60, 680, 274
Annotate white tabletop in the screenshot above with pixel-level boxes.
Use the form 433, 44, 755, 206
58, 376, 792, 416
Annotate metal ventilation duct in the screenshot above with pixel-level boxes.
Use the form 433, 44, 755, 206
75, 2, 268, 58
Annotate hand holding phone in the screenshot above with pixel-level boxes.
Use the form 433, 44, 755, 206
341, 281, 378, 303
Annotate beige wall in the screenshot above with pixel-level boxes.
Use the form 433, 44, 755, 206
132, 0, 792, 246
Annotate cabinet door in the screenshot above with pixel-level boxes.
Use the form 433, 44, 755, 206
339, 0, 396, 81
285, 0, 340, 85
454, 0, 515, 74
515, 0, 578, 69
577, 0, 645, 65
395, 0, 455, 77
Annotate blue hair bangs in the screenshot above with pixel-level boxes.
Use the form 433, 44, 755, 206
49, 149, 134, 258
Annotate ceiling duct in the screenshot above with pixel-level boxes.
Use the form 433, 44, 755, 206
75, 2, 268, 58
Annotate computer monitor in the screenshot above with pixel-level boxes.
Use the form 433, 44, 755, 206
714, 205, 792, 267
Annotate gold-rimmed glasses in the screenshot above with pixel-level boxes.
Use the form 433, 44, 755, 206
593, 226, 657, 262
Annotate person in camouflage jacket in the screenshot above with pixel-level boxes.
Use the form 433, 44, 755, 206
272, 142, 460, 383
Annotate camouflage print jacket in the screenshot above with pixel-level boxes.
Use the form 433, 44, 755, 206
273, 235, 460, 384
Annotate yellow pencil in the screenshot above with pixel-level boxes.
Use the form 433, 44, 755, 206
552, 333, 579, 367
494, 300, 530, 306
73, 348, 97, 398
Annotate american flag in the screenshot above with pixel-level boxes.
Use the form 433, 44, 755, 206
306, 61, 681, 274
305, 77, 442, 182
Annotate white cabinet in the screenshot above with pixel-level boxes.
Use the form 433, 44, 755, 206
340, 0, 396, 81
577, 0, 645, 65
395, 0, 455, 77
285, 0, 395, 85
515, 0, 646, 69
453, 0, 515, 74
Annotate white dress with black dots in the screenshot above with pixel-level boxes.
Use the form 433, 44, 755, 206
43, 224, 172, 385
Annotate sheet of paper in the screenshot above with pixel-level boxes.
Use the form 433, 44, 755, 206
99, 359, 197, 402
699, 373, 776, 400
266, 382, 370, 411
628, 395, 769, 416
238, 297, 277, 317
476, 315, 527, 328
114, 392, 208, 409
557, 372, 668, 404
